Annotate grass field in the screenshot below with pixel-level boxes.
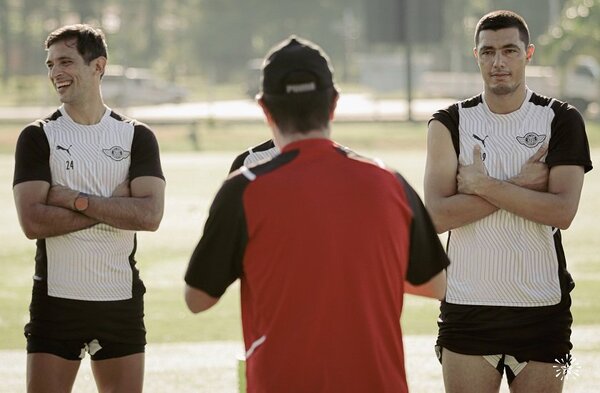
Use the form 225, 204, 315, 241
0, 119, 599, 352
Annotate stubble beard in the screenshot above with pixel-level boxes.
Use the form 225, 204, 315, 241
488, 80, 521, 96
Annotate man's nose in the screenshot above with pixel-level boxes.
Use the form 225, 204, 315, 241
492, 52, 505, 67
49, 65, 62, 79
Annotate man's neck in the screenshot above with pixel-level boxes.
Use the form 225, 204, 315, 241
274, 128, 331, 149
64, 100, 106, 125
483, 86, 528, 114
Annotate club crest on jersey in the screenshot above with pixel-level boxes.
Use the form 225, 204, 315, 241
102, 146, 130, 161
516, 132, 546, 148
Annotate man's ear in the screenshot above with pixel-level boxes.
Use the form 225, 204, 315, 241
93, 56, 107, 77
257, 97, 284, 148
257, 97, 275, 127
329, 91, 339, 121
526, 44, 535, 63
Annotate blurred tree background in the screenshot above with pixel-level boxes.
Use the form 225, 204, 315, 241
0, 0, 597, 104
538, 0, 599, 63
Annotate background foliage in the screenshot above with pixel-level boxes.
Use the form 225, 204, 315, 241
0, 0, 597, 92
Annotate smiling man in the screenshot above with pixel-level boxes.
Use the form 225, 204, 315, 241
13, 24, 165, 392
424, 10, 592, 393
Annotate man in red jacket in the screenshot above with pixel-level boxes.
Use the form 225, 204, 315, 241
185, 36, 448, 392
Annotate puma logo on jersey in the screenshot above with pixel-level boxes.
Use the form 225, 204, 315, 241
102, 146, 131, 161
517, 132, 546, 148
472, 134, 489, 147
56, 144, 73, 156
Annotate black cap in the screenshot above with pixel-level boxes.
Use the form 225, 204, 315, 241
259, 36, 335, 97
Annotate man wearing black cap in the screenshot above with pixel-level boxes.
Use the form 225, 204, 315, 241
184, 36, 448, 392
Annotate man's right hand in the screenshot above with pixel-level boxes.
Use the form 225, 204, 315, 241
47, 184, 79, 210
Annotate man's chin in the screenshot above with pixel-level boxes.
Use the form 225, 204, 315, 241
57, 95, 71, 104
489, 85, 518, 96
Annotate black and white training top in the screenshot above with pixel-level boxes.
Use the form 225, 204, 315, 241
13, 106, 164, 301
430, 89, 592, 307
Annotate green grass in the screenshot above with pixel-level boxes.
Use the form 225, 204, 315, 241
0, 76, 53, 107
0, 252, 32, 349
1, 120, 599, 349
571, 280, 600, 326
0, 120, 431, 155
3, 116, 599, 155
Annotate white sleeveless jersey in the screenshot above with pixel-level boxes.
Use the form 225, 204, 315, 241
431, 89, 592, 307
13, 106, 164, 301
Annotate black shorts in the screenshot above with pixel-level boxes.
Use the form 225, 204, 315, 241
25, 281, 146, 361
436, 296, 573, 363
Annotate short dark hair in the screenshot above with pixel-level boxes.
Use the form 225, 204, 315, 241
261, 85, 338, 134
45, 24, 108, 64
474, 10, 530, 48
